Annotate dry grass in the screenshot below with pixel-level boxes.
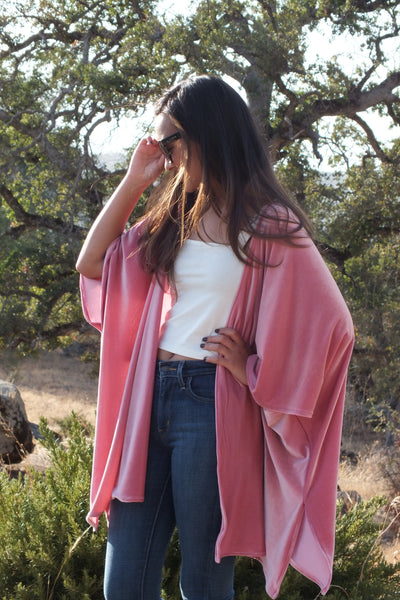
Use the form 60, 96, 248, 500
338, 446, 400, 562
0, 349, 98, 432
339, 400, 400, 566
339, 442, 395, 499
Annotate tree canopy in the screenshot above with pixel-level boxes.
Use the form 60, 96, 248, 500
0, 0, 399, 426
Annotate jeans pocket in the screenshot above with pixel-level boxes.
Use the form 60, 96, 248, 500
185, 375, 215, 403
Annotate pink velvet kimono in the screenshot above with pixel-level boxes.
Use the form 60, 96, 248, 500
80, 217, 354, 599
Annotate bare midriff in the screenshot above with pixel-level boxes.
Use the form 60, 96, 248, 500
157, 348, 201, 361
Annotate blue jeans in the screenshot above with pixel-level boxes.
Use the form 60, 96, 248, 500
103, 360, 236, 600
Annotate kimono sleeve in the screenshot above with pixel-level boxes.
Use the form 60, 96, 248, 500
80, 275, 103, 331
79, 223, 151, 334
246, 237, 354, 418
244, 236, 354, 597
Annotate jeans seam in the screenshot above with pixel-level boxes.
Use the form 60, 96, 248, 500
140, 470, 173, 600
206, 491, 223, 599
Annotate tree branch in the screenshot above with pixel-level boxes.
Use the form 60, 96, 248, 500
351, 114, 393, 163
315, 241, 352, 271
270, 71, 400, 158
7, 320, 85, 349
0, 185, 85, 235
386, 101, 400, 125
0, 30, 54, 58
0, 107, 75, 171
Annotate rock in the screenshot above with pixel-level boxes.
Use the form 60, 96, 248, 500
336, 486, 362, 515
340, 447, 359, 465
3, 441, 52, 480
0, 380, 33, 463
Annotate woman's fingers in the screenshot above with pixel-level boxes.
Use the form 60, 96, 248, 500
201, 328, 252, 385
127, 137, 165, 186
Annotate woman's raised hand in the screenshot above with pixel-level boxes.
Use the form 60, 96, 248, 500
126, 137, 166, 192
76, 137, 165, 279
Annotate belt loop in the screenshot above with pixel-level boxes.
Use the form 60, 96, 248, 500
177, 361, 185, 389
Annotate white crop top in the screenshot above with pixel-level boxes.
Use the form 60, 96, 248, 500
159, 239, 246, 360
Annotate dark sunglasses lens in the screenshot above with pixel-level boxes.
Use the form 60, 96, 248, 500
159, 142, 170, 158
158, 133, 181, 157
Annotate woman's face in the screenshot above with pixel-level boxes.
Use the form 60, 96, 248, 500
154, 113, 203, 193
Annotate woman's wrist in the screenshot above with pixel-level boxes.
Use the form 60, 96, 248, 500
120, 170, 148, 199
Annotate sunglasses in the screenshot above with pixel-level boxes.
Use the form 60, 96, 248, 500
158, 132, 182, 162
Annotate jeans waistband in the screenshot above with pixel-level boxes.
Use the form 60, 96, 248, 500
156, 359, 216, 378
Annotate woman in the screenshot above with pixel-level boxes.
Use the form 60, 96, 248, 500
77, 75, 354, 600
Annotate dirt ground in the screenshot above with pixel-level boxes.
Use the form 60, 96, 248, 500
0, 349, 98, 432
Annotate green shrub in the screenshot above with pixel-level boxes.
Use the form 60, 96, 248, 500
328, 497, 400, 600
1, 414, 399, 599
0, 414, 107, 599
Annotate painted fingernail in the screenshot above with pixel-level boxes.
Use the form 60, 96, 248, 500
200, 343, 205, 348
202, 336, 208, 342
215, 328, 220, 333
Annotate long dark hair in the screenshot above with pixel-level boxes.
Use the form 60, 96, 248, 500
138, 75, 312, 278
